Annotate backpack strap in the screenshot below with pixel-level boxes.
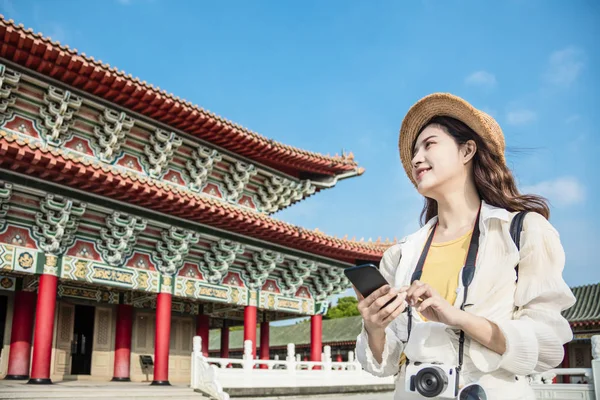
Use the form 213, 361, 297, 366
509, 211, 529, 281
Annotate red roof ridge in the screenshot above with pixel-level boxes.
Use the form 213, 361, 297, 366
0, 15, 362, 177
0, 129, 390, 259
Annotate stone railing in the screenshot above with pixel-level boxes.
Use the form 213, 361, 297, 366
191, 334, 599, 398
190, 337, 393, 392
530, 334, 599, 400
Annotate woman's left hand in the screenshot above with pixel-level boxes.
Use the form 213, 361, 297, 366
403, 280, 465, 328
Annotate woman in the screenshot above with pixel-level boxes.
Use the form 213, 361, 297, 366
354, 93, 575, 399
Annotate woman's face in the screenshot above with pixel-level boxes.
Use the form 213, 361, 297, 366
411, 124, 470, 197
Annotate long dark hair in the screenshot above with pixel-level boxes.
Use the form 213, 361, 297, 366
417, 116, 550, 225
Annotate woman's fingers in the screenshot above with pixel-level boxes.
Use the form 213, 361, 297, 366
416, 296, 437, 313
407, 282, 432, 306
362, 285, 391, 309
382, 299, 407, 323
368, 287, 400, 314
377, 291, 406, 321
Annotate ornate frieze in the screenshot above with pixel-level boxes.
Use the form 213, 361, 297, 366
258, 177, 316, 213
0, 182, 12, 230
281, 258, 317, 296
186, 145, 222, 192
200, 239, 244, 284
313, 268, 335, 301
32, 195, 86, 255
97, 212, 147, 267
142, 129, 183, 178
92, 108, 135, 162
154, 227, 199, 276
0, 63, 20, 123
39, 86, 82, 146
243, 249, 284, 291
224, 161, 257, 203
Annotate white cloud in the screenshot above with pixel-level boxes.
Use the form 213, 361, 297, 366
465, 71, 497, 88
521, 177, 586, 207
544, 47, 585, 87
506, 109, 537, 125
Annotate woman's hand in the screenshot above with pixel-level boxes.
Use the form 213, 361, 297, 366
404, 280, 465, 327
355, 285, 408, 335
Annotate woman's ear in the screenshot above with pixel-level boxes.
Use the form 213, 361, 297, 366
462, 140, 477, 164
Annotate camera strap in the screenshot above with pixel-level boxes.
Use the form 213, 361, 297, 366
406, 204, 482, 386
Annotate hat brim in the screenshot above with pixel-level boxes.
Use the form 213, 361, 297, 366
398, 93, 504, 186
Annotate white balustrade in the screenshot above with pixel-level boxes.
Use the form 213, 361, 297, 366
190, 334, 599, 399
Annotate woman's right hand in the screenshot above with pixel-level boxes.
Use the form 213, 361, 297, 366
355, 285, 408, 335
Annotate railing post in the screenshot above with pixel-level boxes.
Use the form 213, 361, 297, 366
324, 345, 332, 371
191, 335, 201, 389
243, 340, 254, 372
286, 343, 296, 374
592, 335, 599, 396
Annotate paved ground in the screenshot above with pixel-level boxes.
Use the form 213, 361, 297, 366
237, 392, 394, 400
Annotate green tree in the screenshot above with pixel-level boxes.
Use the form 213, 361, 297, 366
324, 296, 360, 320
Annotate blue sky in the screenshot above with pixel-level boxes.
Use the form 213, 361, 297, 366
1, 1, 598, 296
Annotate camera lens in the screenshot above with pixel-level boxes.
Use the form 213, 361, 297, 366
415, 366, 447, 398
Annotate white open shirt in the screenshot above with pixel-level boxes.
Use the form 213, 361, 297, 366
355, 201, 576, 400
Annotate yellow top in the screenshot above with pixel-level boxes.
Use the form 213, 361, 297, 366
420, 229, 473, 307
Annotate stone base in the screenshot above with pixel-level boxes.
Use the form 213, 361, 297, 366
150, 380, 170, 386
4, 375, 29, 380
27, 378, 52, 385
111, 377, 131, 382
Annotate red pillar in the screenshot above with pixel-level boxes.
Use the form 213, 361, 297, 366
196, 314, 210, 357
259, 320, 269, 369
5, 290, 36, 380
311, 314, 322, 369
28, 274, 58, 384
151, 293, 172, 386
112, 304, 133, 382
243, 306, 257, 359
220, 320, 229, 359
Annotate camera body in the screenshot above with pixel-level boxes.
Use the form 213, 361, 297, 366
404, 361, 458, 398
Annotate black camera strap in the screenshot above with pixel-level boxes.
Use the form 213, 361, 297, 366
405, 205, 482, 394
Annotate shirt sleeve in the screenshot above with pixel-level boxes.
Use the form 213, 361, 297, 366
474, 212, 576, 376
354, 243, 407, 377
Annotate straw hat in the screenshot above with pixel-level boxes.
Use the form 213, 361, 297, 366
398, 93, 506, 186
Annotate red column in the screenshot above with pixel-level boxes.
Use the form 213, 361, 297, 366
5, 290, 36, 380
259, 320, 269, 369
243, 306, 257, 359
112, 304, 133, 381
310, 314, 322, 369
28, 274, 58, 384
196, 314, 210, 357
151, 293, 172, 386
220, 320, 229, 359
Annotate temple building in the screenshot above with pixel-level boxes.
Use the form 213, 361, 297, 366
0, 16, 392, 385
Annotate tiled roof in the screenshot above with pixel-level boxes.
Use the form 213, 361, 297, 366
209, 316, 363, 351
0, 16, 362, 178
562, 283, 600, 324
0, 130, 393, 262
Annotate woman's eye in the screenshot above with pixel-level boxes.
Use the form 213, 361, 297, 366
425, 141, 434, 149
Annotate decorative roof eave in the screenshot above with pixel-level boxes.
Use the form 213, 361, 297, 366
0, 16, 362, 178
562, 283, 600, 323
0, 132, 391, 263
